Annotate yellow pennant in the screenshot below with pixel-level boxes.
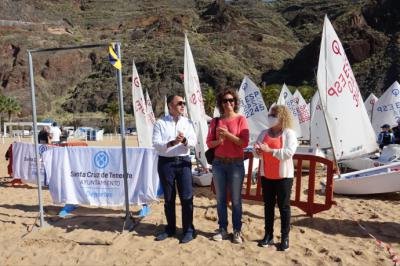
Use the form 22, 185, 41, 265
109, 43, 122, 70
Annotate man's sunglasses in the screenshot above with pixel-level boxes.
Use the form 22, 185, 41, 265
222, 98, 235, 104
176, 101, 186, 106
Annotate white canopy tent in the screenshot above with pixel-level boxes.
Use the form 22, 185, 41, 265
3, 122, 52, 136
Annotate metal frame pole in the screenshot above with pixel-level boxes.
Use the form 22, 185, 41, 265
115, 43, 134, 231
28, 51, 47, 227
321, 16, 340, 173
25, 43, 110, 229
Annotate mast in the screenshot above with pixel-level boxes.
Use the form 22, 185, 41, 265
320, 15, 340, 173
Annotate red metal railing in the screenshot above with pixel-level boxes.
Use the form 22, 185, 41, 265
212, 152, 336, 217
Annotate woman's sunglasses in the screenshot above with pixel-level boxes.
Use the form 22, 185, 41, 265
268, 114, 277, 118
222, 98, 235, 104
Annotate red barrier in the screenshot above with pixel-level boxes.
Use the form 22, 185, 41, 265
290, 153, 335, 216
212, 152, 336, 217
5, 144, 13, 177
58, 141, 88, 147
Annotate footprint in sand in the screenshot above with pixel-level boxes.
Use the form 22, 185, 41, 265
305, 248, 313, 257
319, 247, 329, 255
354, 250, 363, 256
370, 213, 380, 219
329, 255, 342, 263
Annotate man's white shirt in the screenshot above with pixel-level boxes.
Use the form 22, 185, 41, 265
50, 126, 61, 142
152, 115, 197, 157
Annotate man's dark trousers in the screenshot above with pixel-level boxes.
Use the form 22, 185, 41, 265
158, 156, 194, 235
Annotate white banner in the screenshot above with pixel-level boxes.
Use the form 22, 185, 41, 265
43, 147, 159, 206
238, 76, 269, 144
12, 142, 54, 185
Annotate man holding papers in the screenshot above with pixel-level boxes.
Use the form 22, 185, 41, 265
152, 94, 197, 244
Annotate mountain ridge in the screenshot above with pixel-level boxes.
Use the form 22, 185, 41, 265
0, 0, 399, 126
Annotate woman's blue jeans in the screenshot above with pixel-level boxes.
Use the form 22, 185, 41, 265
212, 159, 245, 232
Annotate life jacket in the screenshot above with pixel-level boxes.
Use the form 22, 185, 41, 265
381, 132, 393, 146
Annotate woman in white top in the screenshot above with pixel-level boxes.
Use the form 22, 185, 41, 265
253, 105, 298, 251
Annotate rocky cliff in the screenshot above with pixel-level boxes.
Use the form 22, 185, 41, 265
0, 0, 399, 126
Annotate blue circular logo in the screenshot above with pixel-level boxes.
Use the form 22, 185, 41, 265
94, 151, 109, 169
39, 144, 48, 156
242, 82, 248, 91
392, 89, 399, 96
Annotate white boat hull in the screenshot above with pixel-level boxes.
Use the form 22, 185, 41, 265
334, 162, 400, 195
341, 157, 382, 171
192, 172, 212, 186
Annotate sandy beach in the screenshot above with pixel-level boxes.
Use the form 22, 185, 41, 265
0, 136, 398, 265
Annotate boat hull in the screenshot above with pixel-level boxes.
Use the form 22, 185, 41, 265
334, 162, 400, 195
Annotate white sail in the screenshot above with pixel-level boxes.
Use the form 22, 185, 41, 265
269, 103, 276, 113
293, 90, 311, 141
238, 76, 269, 144
164, 95, 169, 116
184, 34, 209, 167
145, 90, 156, 125
183, 97, 189, 117
132, 61, 154, 147
364, 93, 378, 122
310, 91, 331, 149
213, 106, 220, 118
372, 81, 400, 133
277, 83, 302, 138
316, 15, 378, 160
277, 83, 292, 105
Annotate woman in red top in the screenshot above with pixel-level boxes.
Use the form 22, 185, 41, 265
206, 89, 249, 244
254, 105, 298, 251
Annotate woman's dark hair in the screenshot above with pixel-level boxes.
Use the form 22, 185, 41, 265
216, 89, 240, 115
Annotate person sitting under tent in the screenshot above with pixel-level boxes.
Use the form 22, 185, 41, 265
392, 119, 400, 144
377, 124, 394, 149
